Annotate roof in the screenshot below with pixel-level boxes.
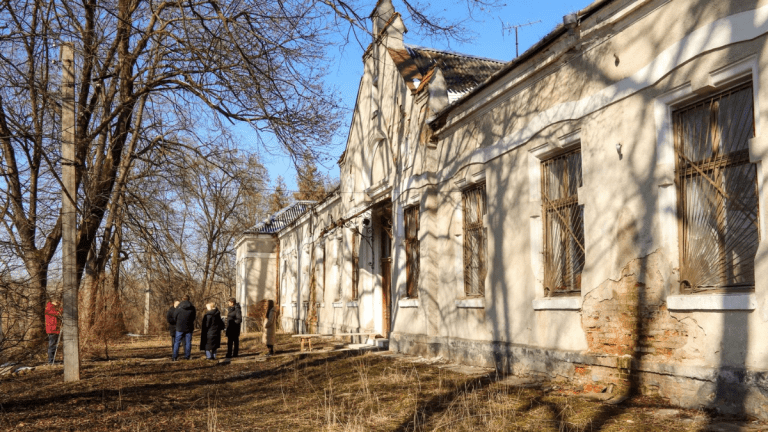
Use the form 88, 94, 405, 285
428, 0, 619, 125
243, 201, 316, 235
388, 45, 505, 96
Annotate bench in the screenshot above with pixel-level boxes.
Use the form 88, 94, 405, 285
290, 333, 381, 352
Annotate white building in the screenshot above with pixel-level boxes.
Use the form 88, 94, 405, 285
237, 0, 768, 418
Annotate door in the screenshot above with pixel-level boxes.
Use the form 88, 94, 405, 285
378, 206, 393, 335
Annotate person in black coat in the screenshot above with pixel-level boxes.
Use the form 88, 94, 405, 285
200, 303, 225, 360
166, 300, 179, 351
172, 295, 196, 361
225, 297, 242, 358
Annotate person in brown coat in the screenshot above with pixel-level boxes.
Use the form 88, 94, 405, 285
262, 300, 276, 356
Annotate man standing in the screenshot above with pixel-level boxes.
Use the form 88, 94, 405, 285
166, 300, 179, 351
172, 295, 196, 361
225, 297, 242, 358
45, 300, 61, 364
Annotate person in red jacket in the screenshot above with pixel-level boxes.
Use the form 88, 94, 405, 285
45, 300, 61, 364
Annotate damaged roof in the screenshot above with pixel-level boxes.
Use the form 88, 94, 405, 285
243, 201, 316, 235
388, 44, 505, 97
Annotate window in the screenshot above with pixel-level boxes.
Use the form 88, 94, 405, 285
463, 183, 487, 297
404, 205, 419, 298
352, 231, 360, 300
674, 83, 759, 293
335, 235, 343, 301
541, 149, 584, 296
321, 241, 326, 301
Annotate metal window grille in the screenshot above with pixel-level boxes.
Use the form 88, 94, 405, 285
404, 206, 420, 298
463, 183, 487, 297
321, 242, 327, 300
336, 235, 343, 301
674, 83, 759, 293
352, 232, 359, 300
542, 149, 584, 296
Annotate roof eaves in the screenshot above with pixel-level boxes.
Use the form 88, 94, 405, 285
427, 0, 618, 126
427, 24, 568, 125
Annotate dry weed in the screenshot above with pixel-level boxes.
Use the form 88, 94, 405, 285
0, 334, 755, 431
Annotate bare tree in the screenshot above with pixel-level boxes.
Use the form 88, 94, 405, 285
0, 0, 505, 347
0, 0, 340, 341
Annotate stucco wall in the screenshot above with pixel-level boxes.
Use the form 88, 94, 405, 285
238, 0, 768, 418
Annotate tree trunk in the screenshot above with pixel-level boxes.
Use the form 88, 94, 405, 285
24, 258, 50, 348
110, 210, 127, 335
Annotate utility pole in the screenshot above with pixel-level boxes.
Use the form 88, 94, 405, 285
501, 19, 541, 57
61, 43, 80, 382
143, 254, 151, 334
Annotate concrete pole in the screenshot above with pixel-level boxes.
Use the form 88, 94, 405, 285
61, 43, 80, 382
143, 254, 151, 334
143, 289, 150, 335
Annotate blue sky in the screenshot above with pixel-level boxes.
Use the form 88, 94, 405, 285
235, 0, 593, 193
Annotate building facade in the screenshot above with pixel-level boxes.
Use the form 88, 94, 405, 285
237, 0, 768, 418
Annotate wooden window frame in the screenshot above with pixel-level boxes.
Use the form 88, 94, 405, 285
462, 183, 487, 297
351, 231, 360, 300
404, 205, 420, 299
541, 148, 584, 297
335, 234, 343, 301
674, 82, 760, 293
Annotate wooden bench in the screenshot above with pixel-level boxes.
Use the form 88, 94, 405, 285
291, 333, 381, 352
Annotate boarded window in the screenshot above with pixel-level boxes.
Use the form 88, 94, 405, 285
404, 206, 419, 298
542, 149, 584, 296
674, 83, 759, 293
352, 231, 360, 300
463, 183, 487, 297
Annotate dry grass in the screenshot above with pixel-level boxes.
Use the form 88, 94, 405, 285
0, 333, 757, 431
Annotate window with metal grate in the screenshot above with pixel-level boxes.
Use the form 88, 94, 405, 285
541, 148, 584, 297
674, 82, 759, 293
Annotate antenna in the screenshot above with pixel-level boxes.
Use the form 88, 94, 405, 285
501, 19, 542, 58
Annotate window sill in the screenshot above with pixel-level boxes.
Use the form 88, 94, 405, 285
332, 301, 344, 308
532, 296, 581, 311
398, 298, 419, 308
346, 301, 359, 308
667, 293, 756, 311
455, 298, 484, 308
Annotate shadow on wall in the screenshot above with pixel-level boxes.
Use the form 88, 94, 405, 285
391, 0, 764, 424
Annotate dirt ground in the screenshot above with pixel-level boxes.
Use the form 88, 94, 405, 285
0, 332, 764, 431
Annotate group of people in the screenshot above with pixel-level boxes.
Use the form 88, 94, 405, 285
166, 296, 276, 361
42, 295, 277, 364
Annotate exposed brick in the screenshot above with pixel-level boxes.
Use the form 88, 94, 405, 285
582, 252, 691, 363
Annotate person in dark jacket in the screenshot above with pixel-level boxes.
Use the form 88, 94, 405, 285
225, 297, 242, 358
166, 300, 179, 350
200, 303, 225, 360
172, 295, 196, 361
45, 300, 62, 364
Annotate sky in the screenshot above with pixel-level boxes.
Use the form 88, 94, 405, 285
234, 0, 594, 193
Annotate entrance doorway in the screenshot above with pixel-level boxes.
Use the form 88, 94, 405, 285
376, 204, 393, 335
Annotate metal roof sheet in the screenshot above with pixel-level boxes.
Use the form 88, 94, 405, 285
243, 201, 315, 235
